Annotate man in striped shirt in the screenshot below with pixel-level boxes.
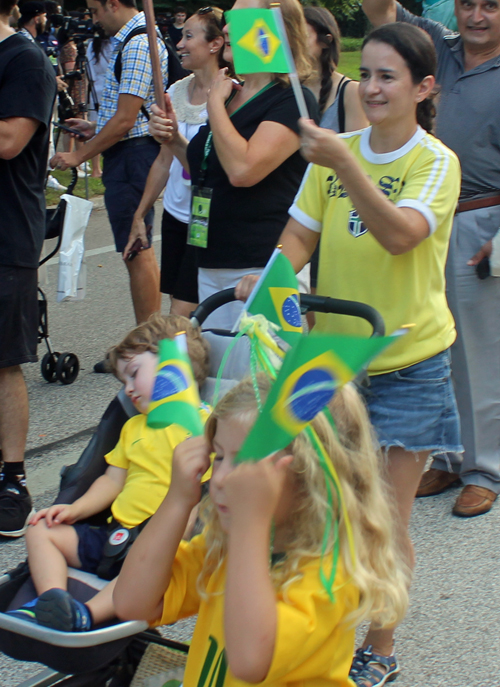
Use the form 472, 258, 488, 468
51, 0, 169, 330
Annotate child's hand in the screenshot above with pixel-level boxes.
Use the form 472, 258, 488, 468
171, 436, 211, 508
29, 503, 79, 527
224, 453, 293, 527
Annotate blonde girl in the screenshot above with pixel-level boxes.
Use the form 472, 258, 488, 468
114, 375, 408, 686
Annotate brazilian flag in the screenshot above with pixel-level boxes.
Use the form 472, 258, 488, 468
246, 251, 302, 345
236, 332, 396, 462
147, 338, 204, 436
226, 8, 292, 75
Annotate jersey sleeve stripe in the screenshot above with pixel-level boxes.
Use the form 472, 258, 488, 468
396, 198, 437, 235
288, 204, 323, 233
417, 136, 451, 206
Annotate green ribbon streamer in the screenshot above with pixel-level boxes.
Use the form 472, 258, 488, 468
304, 425, 341, 603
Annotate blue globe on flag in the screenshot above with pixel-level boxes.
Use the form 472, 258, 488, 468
257, 27, 270, 57
152, 364, 189, 402
289, 368, 336, 422
281, 294, 301, 329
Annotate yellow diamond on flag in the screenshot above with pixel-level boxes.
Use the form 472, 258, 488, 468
237, 18, 282, 64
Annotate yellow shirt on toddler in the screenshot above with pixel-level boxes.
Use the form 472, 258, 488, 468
289, 126, 461, 374
106, 408, 210, 528
156, 532, 359, 687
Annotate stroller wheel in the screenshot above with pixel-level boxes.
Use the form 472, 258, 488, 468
41, 351, 60, 383
56, 352, 80, 384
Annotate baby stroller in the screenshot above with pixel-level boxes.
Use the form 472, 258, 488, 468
39, 169, 81, 386
0, 290, 385, 687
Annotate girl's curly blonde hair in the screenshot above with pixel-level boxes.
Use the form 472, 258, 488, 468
107, 312, 210, 387
198, 374, 409, 628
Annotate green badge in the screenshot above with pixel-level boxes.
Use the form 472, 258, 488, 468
188, 186, 212, 248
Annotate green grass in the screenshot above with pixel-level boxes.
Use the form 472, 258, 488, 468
340, 37, 363, 52
337, 50, 362, 81
46, 169, 105, 207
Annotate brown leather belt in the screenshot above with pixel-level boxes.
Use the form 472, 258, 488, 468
456, 194, 500, 214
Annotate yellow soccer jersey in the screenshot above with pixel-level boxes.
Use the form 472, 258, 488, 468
290, 126, 461, 374
156, 533, 359, 687
106, 407, 211, 528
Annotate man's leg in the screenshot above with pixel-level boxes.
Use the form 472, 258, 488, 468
102, 141, 161, 326
0, 365, 28, 464
125, 246, 161, 324
0, 366, 33, 537
430, 209, 500, 513
0, 265, 38, 536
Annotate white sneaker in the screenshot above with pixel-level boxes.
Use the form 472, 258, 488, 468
77, 163, 89, 178
46, 175, 67, 191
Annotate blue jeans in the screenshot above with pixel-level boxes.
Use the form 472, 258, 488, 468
359, 350, 463, 455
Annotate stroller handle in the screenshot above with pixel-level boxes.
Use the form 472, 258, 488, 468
300, 294, 385, 337
191, 288, 385, 337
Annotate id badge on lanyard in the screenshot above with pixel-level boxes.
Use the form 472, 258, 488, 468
188, 185, 212, 248
187, 131, 213, 248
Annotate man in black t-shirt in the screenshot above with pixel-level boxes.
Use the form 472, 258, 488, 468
0, 0, 56, 537
167, 6, 187, 51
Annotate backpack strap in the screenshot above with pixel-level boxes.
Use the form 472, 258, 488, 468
336, 77, 351, 135
113, 26, 154, 121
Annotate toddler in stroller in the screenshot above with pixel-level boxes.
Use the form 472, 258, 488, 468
8, 313, 210, 634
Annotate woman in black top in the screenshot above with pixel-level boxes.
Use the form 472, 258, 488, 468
150, 0, 318, 329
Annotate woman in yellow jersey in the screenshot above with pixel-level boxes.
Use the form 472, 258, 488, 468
236, 23, 462, 687
114, 376, 408, 687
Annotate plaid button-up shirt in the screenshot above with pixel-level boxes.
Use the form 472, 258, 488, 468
97, 12, 169, 139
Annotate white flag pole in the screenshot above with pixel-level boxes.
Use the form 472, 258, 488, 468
271, 4, 310, 120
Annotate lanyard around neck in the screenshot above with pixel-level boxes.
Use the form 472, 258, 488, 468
199, 81, 276, 180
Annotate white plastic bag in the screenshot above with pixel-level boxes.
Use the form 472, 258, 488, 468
56, 194, 93, 302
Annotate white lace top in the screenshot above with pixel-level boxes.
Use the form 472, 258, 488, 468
163, 75, 209, 223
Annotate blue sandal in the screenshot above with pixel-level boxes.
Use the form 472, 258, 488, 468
349, 645, 400, 687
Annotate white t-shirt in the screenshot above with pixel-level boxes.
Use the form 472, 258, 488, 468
163, 75, 208, 224
86, 40, 113, 122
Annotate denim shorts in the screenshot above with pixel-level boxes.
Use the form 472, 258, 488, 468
358, 349, 463, 455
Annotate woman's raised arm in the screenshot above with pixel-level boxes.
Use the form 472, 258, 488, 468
299, 119, 431, 255
207, 70, 301, 188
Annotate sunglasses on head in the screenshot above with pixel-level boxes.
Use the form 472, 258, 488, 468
198, 6, 226, 28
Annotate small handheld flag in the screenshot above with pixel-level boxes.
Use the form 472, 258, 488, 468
226, 6, 309, 118
147, 338, 204, 436
226, 8, 291, 74
245, 250, 302, 346
236, 332, 397, 461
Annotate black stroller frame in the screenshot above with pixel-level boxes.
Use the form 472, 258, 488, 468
39, 169, 80, 386
0, 290, 384, 687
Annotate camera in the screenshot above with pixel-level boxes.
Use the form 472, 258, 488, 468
52, 12, 96, 39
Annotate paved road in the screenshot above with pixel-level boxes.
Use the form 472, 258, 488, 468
1, 200, 499, 685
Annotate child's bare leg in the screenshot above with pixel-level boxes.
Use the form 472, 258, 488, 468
362, 447, 429, 658
86, 579, 117, 625
25, 520, 81, 594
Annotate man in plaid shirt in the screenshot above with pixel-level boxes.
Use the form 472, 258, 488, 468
51, 0, 168, 334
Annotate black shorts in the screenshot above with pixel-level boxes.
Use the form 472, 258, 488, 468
0, 265, 38, 369
160, 209, 199, 304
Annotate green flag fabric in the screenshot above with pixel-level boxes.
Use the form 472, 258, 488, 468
226, 8, 292, 74
236, 332, 397, 461
147, 338, 204, 436
246, 251, 303, 345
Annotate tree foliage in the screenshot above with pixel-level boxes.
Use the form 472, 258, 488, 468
302, 0, 362, 22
